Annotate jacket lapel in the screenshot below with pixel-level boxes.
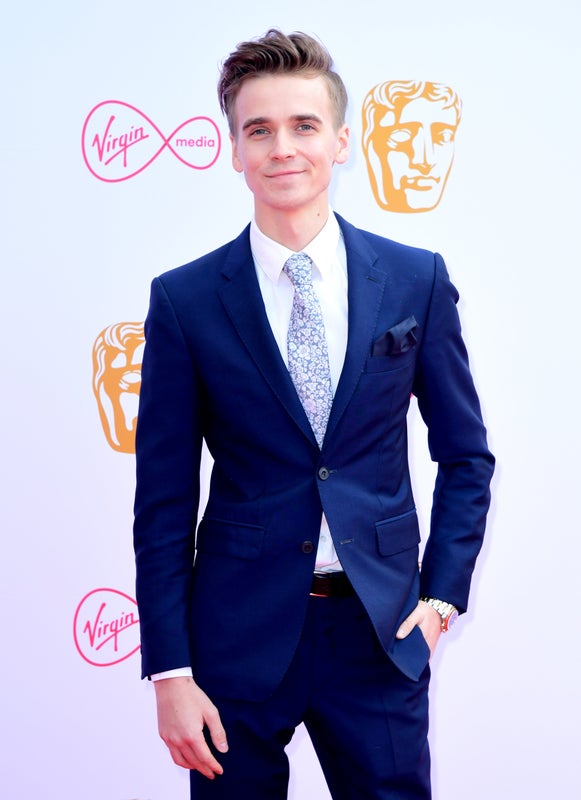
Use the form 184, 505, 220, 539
325, 215, 387, 443
218, 226, 316, 444
217, 218, 388, 448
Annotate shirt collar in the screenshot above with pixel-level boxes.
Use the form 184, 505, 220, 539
250, 211, 341, 284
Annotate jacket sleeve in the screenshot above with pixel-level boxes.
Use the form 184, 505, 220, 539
413, 253, 495, 613
133, 276, 203, 678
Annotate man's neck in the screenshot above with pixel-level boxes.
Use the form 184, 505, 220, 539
254, 203, 330, 252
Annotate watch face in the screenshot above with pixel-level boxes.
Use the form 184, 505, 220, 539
444, 610, 459, 631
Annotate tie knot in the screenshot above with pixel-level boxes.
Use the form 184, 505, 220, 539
283, 252, 313, 287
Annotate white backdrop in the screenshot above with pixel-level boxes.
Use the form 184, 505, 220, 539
2, 1, 580, 798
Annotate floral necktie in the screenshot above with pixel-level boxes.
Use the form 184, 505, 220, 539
283, 252, 333, 448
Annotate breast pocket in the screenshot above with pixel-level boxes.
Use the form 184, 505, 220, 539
364, 349, 416, 375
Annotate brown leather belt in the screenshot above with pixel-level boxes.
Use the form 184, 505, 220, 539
310, 571, 355, 598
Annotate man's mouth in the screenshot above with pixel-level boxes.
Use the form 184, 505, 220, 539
267, 169, 304, 178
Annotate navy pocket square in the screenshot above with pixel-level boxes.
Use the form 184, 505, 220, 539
372, 315, 419, 356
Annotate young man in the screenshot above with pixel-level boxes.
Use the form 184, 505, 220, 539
133, 29, 494, 800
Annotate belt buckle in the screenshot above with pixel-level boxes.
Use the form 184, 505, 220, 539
310, 572, 331, 598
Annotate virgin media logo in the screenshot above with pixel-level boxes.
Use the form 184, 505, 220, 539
74, 588, 140, 666
82, 100, 221, 182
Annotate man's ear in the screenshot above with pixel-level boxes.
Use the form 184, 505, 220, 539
334, 124, 350, 165
230, 133, 244, 173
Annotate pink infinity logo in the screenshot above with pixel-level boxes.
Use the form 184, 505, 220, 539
82, 100, 221, 182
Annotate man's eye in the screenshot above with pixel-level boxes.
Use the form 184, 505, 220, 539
250, 127, 269, 136
298, 123, 315, 131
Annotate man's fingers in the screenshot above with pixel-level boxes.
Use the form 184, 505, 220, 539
154, 677, 227, 777
205, 705, 229, 754
165, 733, 224, 777
396, 611, 418, 639
209, 722, 229, 754
395, 601, 443, 658
183, 740, 224, 777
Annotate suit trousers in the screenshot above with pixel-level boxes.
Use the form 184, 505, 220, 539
190, 592, 431, 800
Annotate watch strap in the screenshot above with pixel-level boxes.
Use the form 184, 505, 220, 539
420, 596, 459, 631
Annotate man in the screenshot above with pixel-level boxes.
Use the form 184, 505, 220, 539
133, 29, 494, 800
361, 80, 462, 212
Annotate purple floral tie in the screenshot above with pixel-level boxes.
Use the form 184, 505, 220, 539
283, 252, 333, 448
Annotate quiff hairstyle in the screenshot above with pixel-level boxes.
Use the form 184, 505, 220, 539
218, 28, 348, 134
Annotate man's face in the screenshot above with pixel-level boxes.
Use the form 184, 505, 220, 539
366, 97, 458, 212
230, 74, 349, 228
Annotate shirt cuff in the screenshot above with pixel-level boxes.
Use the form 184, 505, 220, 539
150, 667, 193, 681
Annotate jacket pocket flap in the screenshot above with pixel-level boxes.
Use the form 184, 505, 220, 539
196, 518, 265, 560
376, 511, 420, 556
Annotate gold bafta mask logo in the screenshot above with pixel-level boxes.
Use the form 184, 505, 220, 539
362, 81, 462, 213
92, 322, 145, 453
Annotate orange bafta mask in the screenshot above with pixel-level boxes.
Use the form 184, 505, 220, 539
362, 81, 462, 213
92, 322, 145, 453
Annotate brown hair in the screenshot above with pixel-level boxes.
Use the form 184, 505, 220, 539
218, 28, 348, 133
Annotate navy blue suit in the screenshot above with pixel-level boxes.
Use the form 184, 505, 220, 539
133, 214, 494, 797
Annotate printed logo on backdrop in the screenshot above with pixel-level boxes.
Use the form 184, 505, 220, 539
362, 81, 462, 213
93, 322, 144, 454
74, 588, 140, 666
82, 100, 221, 182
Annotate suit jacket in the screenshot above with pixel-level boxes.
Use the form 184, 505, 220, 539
133, 214, 494, 701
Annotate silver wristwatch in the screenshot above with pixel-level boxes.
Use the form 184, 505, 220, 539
420, 597, 459, 632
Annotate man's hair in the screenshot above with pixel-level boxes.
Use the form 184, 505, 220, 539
218, 28, 348, 133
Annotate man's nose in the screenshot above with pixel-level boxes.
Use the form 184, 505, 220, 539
410, 127, 435, 169
270, 130, 295, 159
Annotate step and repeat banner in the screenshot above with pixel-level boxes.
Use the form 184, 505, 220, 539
2, 2, 579, 799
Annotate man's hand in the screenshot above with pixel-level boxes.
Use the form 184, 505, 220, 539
154, 676, 228, 779
396, 599, 442, 659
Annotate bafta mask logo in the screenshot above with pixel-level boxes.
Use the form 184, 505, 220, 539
92, 322, 145, 454
362, 80, 462, 213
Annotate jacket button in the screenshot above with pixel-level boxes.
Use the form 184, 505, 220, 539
301, 541, 315, 554
318, 467, 330, 480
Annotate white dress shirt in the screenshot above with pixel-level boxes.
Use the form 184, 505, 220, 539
152, 211, 349, 681
250, 211, 348, 571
